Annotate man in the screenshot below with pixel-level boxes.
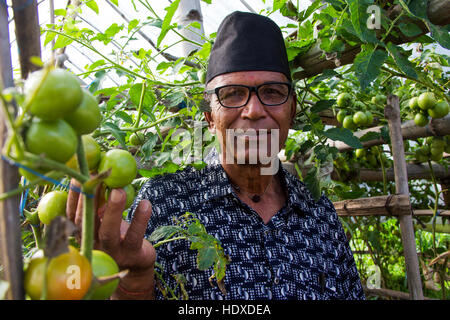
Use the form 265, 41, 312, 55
67, 11, 365, 300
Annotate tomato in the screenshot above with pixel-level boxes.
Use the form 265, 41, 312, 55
336, 109, 347, 123
342, 115, 356, 130
18, 160, 64, 186
24, 68, 83, 120
355, 148, 366, 158
409, 97, 419, 110
353, 111, 368, 126
90, 250, 120, 300
364, 111, 374, 126
430, 151, 443, 162
37, 190, 68, 225
129, 132, 145, 146
418, 145, 431, 156
371, 94, 386, 105
66, 135, 101, 172
24, 246, 92, 300
26, 118, 78, 163
353, 101, 365, 109
418, 92, 437, 110
428, 100, 449, 119
415, 150, 428, 163
337, 93, 352, 108
98, 149, 137, 188
64, 90, 102, 135
414, 113, 429, 127
366, 154, 378, 167
431, 138, 446, 150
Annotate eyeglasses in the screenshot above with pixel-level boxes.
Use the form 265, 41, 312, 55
204, 82, 292, 108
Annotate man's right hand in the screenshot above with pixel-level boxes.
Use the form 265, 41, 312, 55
66, 180, 156, 299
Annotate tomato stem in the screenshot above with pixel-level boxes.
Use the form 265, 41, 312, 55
76, 135, 95, 263
133, 81, 147, 129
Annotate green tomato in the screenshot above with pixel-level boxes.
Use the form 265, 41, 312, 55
25, 118, 78, 163
353, 111, 368, 126
414, 113, 429, 127
418, 92, 437, 110
98, 149, 137, 188
64, 90, 102, 135
24, 68, 83, 120
431, 138, 446, 150
105, 184, 135, 210
430, 151, 443, 162
336, 109, 347, 123
337, 93, 352, 108
364, 111, 374, 126
90, 250, 120, 300
343, 115, 356, 130
197, 69, 206, 84
37, 190, 68, 225
415, 150, 428, 163
409, 97, 419, 110
355, 148, 366, 158
427, 100, 449, 119
129, 132, 145, 146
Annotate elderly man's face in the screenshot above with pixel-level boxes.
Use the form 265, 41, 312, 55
205, 71, 296, 166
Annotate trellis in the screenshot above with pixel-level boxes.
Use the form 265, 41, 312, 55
0, 0, 449, 300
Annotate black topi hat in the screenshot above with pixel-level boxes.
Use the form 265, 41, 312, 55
206, 11, 291, 84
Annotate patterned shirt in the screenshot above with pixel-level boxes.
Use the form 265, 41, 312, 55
128, 159, 365, 300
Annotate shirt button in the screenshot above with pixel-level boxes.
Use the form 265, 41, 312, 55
273, 277, 280, 285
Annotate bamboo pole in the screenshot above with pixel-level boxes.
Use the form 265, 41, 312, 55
384, 94, 424, 300
12, 0, 41, 79
334, 194, 411, 217
0, 0, 24, 300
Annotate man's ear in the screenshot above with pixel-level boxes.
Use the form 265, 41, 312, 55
204, 111, 216, 134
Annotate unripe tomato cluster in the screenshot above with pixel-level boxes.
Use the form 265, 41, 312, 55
20, 67, 140, 300
24, 246, 119, 300
355, 146, 390, 169
336, 93, 374, 130
410, 92, 449, 127
414, 136, 450, 163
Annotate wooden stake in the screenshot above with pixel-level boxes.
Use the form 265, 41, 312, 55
0, 0, 24, 300
334, 194, 411, 217
384, 94, 424, 300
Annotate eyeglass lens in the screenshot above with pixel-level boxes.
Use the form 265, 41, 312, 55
218, 83, 290, 107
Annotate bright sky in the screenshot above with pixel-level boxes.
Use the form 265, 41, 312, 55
7, 0, 303, 88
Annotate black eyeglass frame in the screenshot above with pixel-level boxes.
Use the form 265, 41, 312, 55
204, 81, 293, 108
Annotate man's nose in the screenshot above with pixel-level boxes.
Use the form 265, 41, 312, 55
241, 92, 267, 120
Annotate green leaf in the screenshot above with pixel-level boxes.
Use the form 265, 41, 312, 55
157, 0, 181, 48
273, 0, 288, 11
115, 110, 133, 124
310, 69, 339, 86
347, 0, 378, 43
54, 9, 67, 16
359, 131, 381, 142
129, 83, 156, 111
141, 133, 158, 161
386, 42, 417, 79
404, 0, 428, 19
197, 246, 218, 270
110, 0, 118, 5
53, 34, 73, 49
398, 22, 423, 38
323, 127, 363, 149
128, 19, 139, 33
298, 0, 323, 23
427, 22, 450, 49
311, 99, 336, 113
304, 165, 321, 202
103, 122, 127, 148
148, 225, 182, 242
353, 45, 387, 89
85, 0, 99, 14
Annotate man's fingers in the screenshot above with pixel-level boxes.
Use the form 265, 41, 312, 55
98, 188, 126, 250
66, 179, 81, 221
123, 200, 152, 250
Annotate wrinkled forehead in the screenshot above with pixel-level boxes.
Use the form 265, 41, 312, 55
206, 71, 289, 90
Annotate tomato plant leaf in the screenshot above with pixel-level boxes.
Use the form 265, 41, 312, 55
427, 22, 450, 50
323, 127, 363, 149
197, 245, 218, 271
386, 42, 417, 79
84, 0, 99, 14
157, 0, 181, 48
148, 225, 182, 242
353, 45, 387, 89
347, 0, 378, 44
103, 122, 127, 148
311, 99, 336, 113
398, 22, 423, 38
359, 131, 381, 143
304, 165, 321, 202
